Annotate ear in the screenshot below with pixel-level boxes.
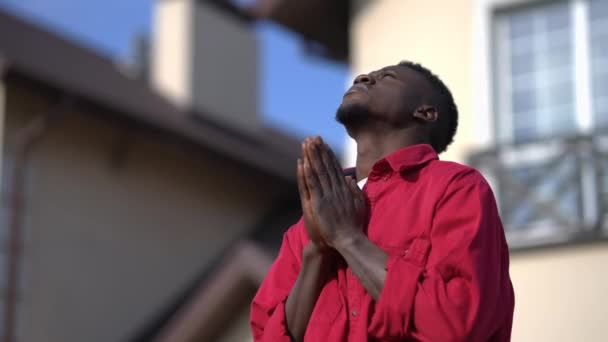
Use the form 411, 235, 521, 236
413, 105, 438, 123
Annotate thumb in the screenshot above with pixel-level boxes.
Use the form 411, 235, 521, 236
347, 176, 361, 196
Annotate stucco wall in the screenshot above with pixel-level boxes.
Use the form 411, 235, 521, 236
510, 244, 608, 341
3, 83, 285, 342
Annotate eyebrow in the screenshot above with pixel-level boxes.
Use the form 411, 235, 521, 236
370, 68, 398, 78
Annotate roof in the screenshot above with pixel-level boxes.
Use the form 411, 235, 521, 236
0, 7, 300, 183
200, 0, 350, 62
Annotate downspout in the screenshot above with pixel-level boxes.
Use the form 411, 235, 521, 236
2, 97, 68, 342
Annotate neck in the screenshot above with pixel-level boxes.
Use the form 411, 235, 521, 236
352, 127, 425, 181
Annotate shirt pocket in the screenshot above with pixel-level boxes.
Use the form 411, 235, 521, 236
382, 237, 431, 267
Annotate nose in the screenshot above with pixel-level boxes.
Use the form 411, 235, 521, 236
354, 73, 375, 85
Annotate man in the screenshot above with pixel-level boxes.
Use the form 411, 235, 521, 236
251, 61, 514, 341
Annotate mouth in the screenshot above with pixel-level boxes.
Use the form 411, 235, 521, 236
344, 84, 369, 97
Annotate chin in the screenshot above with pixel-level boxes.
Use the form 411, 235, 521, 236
335, 102, 372, 126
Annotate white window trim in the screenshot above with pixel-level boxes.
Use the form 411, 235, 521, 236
573, 0, 594, 133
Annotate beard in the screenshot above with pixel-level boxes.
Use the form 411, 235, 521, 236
335, 102, 373, 127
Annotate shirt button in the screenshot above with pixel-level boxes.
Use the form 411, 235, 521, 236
352, 309, 358, 317
383, 176, 389, 181
404, 249, 409, 256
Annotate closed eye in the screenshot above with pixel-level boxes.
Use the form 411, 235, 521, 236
381, 71, 397, 79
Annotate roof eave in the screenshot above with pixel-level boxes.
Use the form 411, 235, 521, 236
248, 0, 350, 62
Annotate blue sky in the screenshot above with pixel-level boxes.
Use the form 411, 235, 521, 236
0, 0, 348, 151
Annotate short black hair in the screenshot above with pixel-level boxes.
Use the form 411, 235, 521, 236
398, 61, 458, 154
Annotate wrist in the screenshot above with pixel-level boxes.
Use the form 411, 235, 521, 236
333, 229, 365, 252
302, 242, 326, 261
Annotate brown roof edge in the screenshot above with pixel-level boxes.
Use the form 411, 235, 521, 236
153, 240, 273, 342
248, 0, 349, 62
201, 0, 256, 22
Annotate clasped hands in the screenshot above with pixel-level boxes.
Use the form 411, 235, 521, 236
297, 137, 368, 253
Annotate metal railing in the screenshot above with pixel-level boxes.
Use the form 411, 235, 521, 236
468, 132, 608, 248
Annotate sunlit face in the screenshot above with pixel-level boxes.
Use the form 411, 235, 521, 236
336, 65, 428, 128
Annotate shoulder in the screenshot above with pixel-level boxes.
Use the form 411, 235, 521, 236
424, 160, 493, 197
428, 160, 485, 182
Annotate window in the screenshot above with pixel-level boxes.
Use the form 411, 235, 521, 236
495, 0, 608, 141
495, 1, 579, 143
490, 0, 607, 245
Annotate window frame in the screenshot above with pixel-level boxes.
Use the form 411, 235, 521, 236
475, 0, 604, 247
492, 0, 593, 144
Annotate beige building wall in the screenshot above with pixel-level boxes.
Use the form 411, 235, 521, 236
3, 83, 285, 342
350, 1, 608, 341
510, 245, 608, 342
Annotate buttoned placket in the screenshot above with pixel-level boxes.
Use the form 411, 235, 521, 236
347, 181, 372, 325
347, 170, 391, 328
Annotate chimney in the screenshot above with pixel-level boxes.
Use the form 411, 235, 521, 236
151, 0, 258, 133
129, 32, 150, 81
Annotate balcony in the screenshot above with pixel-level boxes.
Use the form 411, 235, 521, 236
468, 131, 608, 249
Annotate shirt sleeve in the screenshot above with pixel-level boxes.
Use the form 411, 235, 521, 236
250, 220, 304, 341
368, 171, 514, 341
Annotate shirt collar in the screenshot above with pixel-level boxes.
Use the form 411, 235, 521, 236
373, 144, 438, 174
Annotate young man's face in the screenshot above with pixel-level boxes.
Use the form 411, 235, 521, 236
336, 65, 428, 128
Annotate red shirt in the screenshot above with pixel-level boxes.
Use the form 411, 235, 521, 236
251, 144, 514, 341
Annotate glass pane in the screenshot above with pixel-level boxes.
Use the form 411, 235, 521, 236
552, 82, 575, 105
512, 89, 536, 112
510, 11, 535, 39
591, 0, 608, 129
499, 1, 575, 142
590, 0, 608, 21
511, 53, 535, 75
546, 3, 571, 31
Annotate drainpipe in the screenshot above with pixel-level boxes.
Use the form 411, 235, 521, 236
2, 99, 68, 342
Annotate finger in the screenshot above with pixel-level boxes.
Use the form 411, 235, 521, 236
301, 140, 307, 163
307, 138, 331, 193
317, 140, 342, 189
298, 160, 316, 224
347, 176, 360, 195
347, 177, 366, 212
321, 141, 348, 189
297, 158, 310, 201
303, 138, 323, 196
303, 157, 322, 200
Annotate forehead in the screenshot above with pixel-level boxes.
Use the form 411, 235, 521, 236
370, 65, 422, 82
